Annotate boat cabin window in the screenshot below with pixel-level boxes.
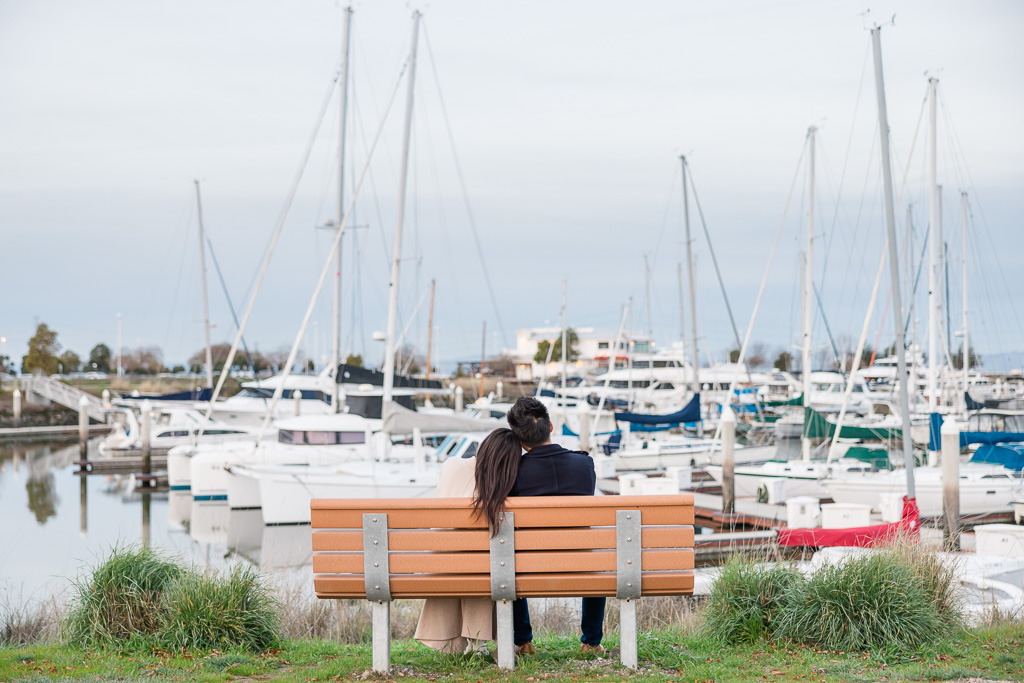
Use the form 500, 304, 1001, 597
632, 361, 649, 369
278, 429, 366, 445
198, 429, 246, 436
238, 387, 272, 399
157, 430, 190, 438
461, 442, 478, 459
970, 414, 1024, 432
656, 383, 675, 390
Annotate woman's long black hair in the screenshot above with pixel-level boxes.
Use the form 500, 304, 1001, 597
472, 428, 523, 536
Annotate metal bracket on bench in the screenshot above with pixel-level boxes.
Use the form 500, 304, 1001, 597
616, 510, 642, 599
490, 511, 516, 601
363, 513, 391, 602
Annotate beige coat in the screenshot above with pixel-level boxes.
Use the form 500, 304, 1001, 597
413, 456, 497, 653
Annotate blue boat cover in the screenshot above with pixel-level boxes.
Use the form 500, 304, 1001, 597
928, 412, 1024, 451
969, 443, 1024, 471
615, 393, 700, 425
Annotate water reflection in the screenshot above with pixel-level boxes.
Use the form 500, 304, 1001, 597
25, 476, 59, 524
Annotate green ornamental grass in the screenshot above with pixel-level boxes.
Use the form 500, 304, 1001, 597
63, 546, 280, 652
65, 546, 182, 646
159, 566, 279, 652
775, 550, 948, 651
701, 557, 803, 643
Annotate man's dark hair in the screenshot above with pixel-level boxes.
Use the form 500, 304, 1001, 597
507, 397, 552, 448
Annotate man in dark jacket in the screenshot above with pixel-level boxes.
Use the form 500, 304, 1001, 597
506, 396, 607, 656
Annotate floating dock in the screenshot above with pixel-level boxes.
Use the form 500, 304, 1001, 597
0, 424, 111, 442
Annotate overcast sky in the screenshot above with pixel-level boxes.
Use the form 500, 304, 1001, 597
2, 0, 1022, 372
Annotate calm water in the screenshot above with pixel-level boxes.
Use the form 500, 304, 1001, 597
0, 439, 312, 608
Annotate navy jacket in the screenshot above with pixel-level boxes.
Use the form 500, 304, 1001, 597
509, 443, 596, 497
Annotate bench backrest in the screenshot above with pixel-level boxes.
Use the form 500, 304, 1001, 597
312, 494, 695, 600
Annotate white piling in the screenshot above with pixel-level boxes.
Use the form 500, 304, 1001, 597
496, 380, 503, 400
721, 407, 736, 514
294, 390, 302, 416
78, 394, 90, 459
12, 387, 21, 423
941, 419, 961, 550
101, 388, 111, 408
579, 409, 592, 452
455, 386, 464, 412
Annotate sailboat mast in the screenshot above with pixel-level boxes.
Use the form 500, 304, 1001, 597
681, 156, 700, 400
560, 280, 568, 413
801, 126, 815, 461
961, 191, 969, 403
333, 6, 353, 412
382, 11, 420, 405
927, 77, 939, 414
194, 179, 214, 389
644, 254, 653, 385
872, 26, 916, 497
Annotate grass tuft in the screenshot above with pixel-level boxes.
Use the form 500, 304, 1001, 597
159, 566, 279, 652
701, 556, 802, 643
776, 550, 946, 651
64, 546, 182, 646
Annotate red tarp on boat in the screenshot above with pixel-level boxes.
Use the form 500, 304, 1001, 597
777, 496, 920, 547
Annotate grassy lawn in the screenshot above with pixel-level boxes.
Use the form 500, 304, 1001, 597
2, 624, 1021, 682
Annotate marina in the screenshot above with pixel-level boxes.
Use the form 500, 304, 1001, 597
1, 1, 1023, 675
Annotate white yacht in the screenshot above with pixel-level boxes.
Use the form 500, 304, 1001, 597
236, 431, 485, 525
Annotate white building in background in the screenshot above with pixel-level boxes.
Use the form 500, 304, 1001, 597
505, 327, 654, 381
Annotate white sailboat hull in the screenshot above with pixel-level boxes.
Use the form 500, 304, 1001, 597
823, 465, 1021, 517
250, 462, 441, 525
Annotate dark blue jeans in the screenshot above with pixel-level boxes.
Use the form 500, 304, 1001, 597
513, 597, 606, 646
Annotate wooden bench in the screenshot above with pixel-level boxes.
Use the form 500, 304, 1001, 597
311, 494, 695, 671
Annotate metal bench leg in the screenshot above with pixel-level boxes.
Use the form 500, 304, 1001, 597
496, 599, 515, 670
620, 597, 637, 669
372, 600, 391, 673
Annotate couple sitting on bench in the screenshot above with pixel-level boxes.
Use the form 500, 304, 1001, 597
414, 396, 607, 657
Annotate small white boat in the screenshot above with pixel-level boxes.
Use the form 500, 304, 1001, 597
612, 436, 776, 472
705, 457, 881, 500
100, 405, 253, 454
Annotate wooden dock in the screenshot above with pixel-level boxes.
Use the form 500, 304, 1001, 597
0, 424, 111, 442
75, 455, 168, 473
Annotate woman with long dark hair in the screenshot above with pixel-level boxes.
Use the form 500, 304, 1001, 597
472, 428, 524, 536
414, 428, 522, 654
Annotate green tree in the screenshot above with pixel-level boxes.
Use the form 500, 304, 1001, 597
0, 355, 11, 374
344, 353, 364, 368
58, 350, 81, 373
88, 343, 112, 372
534, 329, 580, 364
773, 351, 792, 372
952, 344, 980, 370
22, 323, 61, 375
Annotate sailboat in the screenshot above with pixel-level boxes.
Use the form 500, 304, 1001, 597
819, 72, 1023, 519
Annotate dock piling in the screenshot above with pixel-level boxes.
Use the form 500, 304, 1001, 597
294, 390, 302, 416
78, 395, 90, 459
455, 386, 464, 412
141, 399, 152, 478
12, 388, 21, 424
941, 418, 961, 550
721, 407, 736, 515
